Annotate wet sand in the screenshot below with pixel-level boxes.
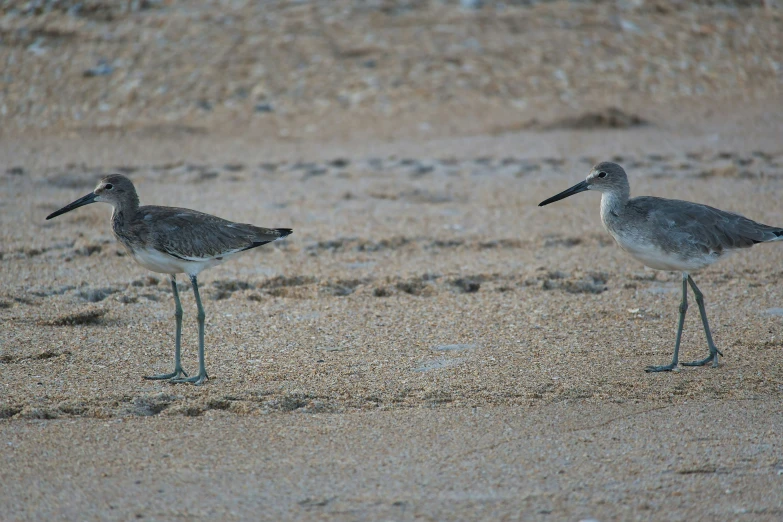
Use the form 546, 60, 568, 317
2, 1, 783, 520
3, 115, 783, 520
2, 402, 782, 521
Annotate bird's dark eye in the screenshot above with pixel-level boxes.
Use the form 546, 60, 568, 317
105, 183, 114, 190
597, 172, 607, 178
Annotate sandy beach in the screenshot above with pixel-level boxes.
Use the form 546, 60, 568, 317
2, 1, 783, 520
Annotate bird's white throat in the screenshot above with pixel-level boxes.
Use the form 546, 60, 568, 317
599, 190, 626, 221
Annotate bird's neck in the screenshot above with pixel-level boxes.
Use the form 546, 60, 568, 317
126, 192, 140, 213
111, 207, 126, 238
111, 200, 139, 231
600, 189, 629, 224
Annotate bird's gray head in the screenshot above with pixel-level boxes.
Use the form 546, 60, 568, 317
585, 162, 629, 193
92, 174, 138, 206
538, 161, 629, 207
46, 174, 139, 220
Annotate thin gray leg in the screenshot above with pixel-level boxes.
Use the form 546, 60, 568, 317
681, 275, 723, 368
646, 273, 688, 373
171, 274, 209, 385
144, 275, 188, 380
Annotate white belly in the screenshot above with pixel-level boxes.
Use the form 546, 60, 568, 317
612, 233, 721, 272
131, 247, 226, 276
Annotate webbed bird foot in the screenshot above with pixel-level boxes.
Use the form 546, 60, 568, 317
169, 371, 209, 386
681, 349, 722, 368
644, 363, 679, 373
144, 367, 188, 380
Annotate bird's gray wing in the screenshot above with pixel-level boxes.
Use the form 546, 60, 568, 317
139, 206, 291, 260
635, 197, 783, 255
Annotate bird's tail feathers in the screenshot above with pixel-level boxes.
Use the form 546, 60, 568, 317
757, 229, 783, 243
274, 228, 293, 239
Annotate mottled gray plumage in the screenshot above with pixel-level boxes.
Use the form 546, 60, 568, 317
46, 173, 293, 385
626, 197, 782, 252
117, 205, 287, 259
91, 174, 290, 272
539, 161, 783, 372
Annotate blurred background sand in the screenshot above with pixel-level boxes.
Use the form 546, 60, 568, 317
1, 1, 783, 520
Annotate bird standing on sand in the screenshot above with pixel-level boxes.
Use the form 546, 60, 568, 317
46, 174, 292, 385
539, 161, 783, 372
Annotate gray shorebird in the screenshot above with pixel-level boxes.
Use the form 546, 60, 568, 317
46, 174, 292, 385
539, 161, 783, 372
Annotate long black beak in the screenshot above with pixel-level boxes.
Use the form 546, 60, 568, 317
538, 180, 589, 207
46, 192, 98, 220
